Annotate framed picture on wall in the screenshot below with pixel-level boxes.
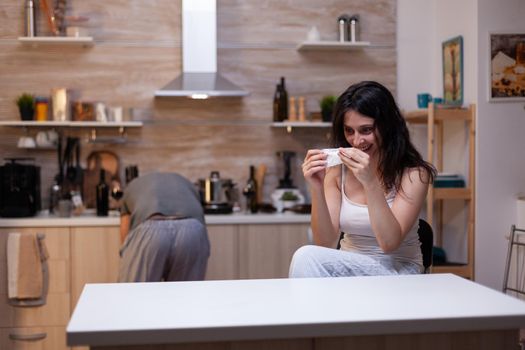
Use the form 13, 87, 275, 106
489, 33, 525, 102
442, 35, 463, 106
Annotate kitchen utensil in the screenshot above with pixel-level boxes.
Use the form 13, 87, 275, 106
255, 164, 266, 204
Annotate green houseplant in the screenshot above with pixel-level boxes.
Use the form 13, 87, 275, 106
320, 95, 337, 122
16, 93, 35, 121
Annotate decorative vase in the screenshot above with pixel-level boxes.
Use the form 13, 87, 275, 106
321, 107, 333, 122
19, 105, 34, 121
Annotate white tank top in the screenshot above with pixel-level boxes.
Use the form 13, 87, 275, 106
339, 166, 422, 266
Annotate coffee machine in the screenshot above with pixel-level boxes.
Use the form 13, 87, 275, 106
0, 158, 41, 217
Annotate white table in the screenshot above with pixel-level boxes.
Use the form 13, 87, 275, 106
67, 274, 525, 350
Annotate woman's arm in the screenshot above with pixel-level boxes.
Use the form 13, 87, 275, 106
366, 168, 429, 252
302, 149, 341, 247
311, 166, 342, 247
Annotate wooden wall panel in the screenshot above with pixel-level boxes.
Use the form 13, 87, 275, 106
0, 0, 396, 209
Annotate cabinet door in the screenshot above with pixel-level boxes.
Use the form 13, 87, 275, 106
206, 225, 239, 280
239, 224, 310, 279
0, 326, 67, 350
70, 226, 120, 309
0, 227, 70, 328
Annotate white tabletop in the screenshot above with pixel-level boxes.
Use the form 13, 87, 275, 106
66, 274, 525, 347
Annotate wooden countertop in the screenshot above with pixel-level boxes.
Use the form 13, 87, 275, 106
0, 210, 311, 227
66, 274, 525, 347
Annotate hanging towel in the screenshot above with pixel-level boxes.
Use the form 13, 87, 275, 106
7, 232, 48, 300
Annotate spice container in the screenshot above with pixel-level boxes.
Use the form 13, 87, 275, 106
35, 97, 49, 122
337, 14, 349, 42
349, 15, 360, 42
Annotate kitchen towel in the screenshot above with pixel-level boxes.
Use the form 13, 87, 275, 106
7, 232, 49, 302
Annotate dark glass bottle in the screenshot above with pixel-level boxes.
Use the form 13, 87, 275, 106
278, 77, 288, 121
273, 83, 282, 122
96, 169, 109, 217
243, 165, 258, 214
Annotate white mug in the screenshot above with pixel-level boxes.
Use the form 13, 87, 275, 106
109, 107, 123, 122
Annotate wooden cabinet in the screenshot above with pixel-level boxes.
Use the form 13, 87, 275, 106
0, 225, 120, 350
0, 227, 70, 350
405, 103, 476, 279
70, 227, 120, 308
206, 223, 310, 280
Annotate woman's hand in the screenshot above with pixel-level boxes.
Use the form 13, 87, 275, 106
302, 149, 327, 192
338, 147, 378, 187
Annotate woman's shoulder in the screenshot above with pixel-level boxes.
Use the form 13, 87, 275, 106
403, 166, 431, 184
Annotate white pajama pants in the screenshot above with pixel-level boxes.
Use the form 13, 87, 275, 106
289, 245, 422, 278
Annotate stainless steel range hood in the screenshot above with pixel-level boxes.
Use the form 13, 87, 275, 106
155, 0, 249, 99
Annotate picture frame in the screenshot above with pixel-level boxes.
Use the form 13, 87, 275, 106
489, 33, 525, 102
442, 35, 463, 106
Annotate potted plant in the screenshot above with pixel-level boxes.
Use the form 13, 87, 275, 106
280, 191, 299, 211
16, 93, 35, 121
320, 95, 337, 122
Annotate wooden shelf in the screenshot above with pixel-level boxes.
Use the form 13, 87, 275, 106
404, 106, 473, 124
0, 121, 142, 128
271, 121, 331, 128
433, 188, 472, 200
432, 265, 471, 279
18, 36, 94, 47
271, 121, 331, 133
297, 40, 371, 51
406, 103, 476, 280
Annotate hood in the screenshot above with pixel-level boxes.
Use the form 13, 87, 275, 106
154, 0, 249, 99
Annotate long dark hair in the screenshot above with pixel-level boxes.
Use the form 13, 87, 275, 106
331, 81, 436, 191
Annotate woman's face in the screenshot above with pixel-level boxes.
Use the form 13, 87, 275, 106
343, 110, 380, 158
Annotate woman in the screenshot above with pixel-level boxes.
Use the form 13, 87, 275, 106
289, 81, 436, 278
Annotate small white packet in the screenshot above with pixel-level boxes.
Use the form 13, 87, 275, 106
322, 148, 342, 168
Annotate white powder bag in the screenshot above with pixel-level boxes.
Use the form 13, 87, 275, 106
322, 148, 342, 168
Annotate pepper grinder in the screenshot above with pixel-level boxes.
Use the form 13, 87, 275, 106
349, 15, 360, 42
337, 14, 349, 42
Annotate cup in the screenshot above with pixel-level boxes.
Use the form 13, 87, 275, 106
17, 136, 36, 148
307, 26, 320, 42
109, 107, 123, 122
417, 93, 433, 108
433, 97, 443, 105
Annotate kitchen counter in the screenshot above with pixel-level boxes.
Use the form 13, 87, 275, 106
0, 210, 311, 227
67, 274, 525, 349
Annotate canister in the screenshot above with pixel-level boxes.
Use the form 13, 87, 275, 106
35, 97, 49, 121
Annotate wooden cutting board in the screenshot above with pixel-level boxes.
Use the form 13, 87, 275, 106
83, 151, 120, 208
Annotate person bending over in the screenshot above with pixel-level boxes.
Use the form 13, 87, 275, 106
289, 81, 436, 278
118, 172, 210, 282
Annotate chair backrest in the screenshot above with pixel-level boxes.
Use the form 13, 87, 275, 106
335, 218, 434, 273
417, 219, 433, 273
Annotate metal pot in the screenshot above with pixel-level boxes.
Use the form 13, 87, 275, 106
197, 171, 235, 205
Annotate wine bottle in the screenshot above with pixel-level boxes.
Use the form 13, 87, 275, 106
273, 84, 282, 122
243, 165, 258, 214
96, 169, 109, 216
279, 77, 288, 121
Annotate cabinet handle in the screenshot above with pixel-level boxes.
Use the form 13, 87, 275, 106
9, 332, 47, 341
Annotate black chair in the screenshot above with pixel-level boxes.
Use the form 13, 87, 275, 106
336, 218, 433, 273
